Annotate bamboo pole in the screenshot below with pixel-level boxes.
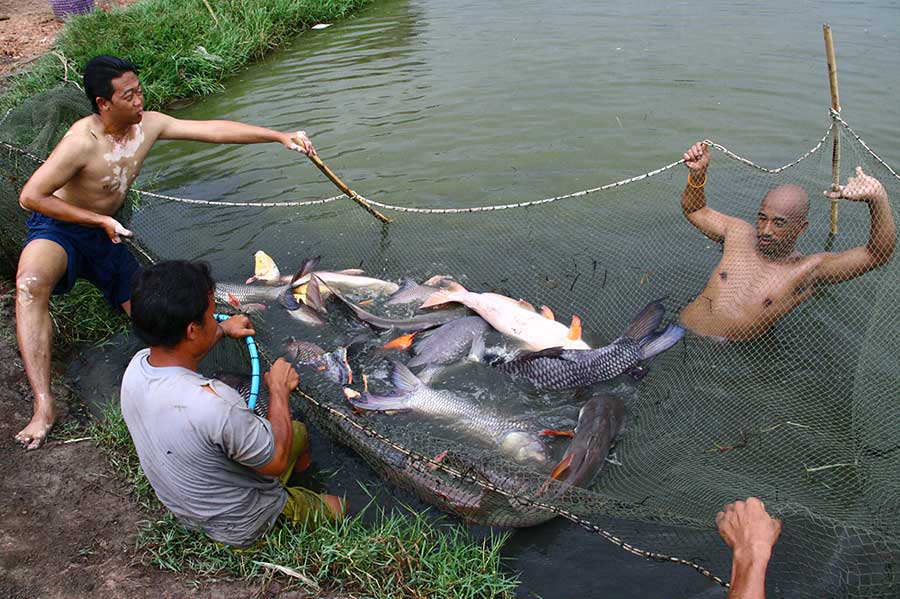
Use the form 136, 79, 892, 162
824, 24, 841, 235
295, 140, 392, 223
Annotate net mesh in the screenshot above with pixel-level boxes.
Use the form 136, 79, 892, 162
1, 84, 898, 598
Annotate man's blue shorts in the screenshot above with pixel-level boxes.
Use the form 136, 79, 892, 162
24, 212, 140, 310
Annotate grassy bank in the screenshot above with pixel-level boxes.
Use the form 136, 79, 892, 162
90, 405, 519, 598
1, 0, 372, 113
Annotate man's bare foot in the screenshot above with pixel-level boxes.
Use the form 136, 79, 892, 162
15, 408, 56, 450
323, 495, 348, 520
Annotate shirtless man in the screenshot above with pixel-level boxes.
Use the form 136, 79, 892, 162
15, 55, 317, 449
679, 141, 895, 341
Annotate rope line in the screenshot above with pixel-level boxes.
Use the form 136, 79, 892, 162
3, 113, 894, 215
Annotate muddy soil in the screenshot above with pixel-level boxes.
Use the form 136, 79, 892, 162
0, 0, 139, 78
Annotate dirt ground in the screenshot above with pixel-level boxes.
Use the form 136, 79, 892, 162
0, 0, 139, 78
0, 283, 284, 598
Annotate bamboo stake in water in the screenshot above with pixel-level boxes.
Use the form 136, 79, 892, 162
824, 24, 841, 235
294, 140, 392, 223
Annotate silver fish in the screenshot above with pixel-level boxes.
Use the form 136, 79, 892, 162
283, 339, 353, 385
343, 362, 549, 465
497, 300, 684, 390
385, 275, 452, 306
320, 276, 470, 333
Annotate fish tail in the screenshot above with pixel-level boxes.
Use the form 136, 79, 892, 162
342, 387, 411, 412
420, 281, 467, 309
639, 324, 685, 360
623, 299, 666, 342
279, 288, 301, 310
385, 278, 418, 305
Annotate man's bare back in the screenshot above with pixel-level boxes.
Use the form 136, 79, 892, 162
679, 142, 895, 341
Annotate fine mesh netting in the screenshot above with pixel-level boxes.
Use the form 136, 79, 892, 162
2, 84, 898, 598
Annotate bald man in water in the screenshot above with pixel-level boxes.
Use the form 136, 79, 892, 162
679, 142, 895, 341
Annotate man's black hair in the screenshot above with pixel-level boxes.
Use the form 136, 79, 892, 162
131, 261, 215, 348
83, 55, 139, 114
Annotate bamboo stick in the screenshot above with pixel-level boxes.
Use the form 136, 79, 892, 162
297, 144, 392, 223
824, 24, 841, 235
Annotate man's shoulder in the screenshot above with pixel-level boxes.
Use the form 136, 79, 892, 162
52, 117, 102, 156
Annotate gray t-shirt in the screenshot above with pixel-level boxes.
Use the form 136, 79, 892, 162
121, 349, 286, 547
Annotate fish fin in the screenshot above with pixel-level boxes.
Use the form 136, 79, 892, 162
639, 324, 685, 360
517, 299, 537, 312
298, 256, 322, 278
342, 387, 410, 412
337, 268, 365, 275
384, 278, 418, 304
467, 331, 486, 362
567, 315, 583, 340
226, 292, 242, 310
624, 299, 666, 342
419, 289, 457, 309
416, 366, 440, 384
305, 276, 325, 312
382, 332, 417, 350
241, 303, 267, 314
540, 305, 555, 320
244, 275, 258, 284
507, 346, 569, 363
422, 275, 449, 286
390, 361, 421, 393
628, 366, 649, 381
539, 429, 575, 438
549, 454, 574, 480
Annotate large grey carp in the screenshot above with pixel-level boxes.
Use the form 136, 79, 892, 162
407, 316, 489, 368
497, 300, 684, 390
342, 361, 549, 465
391, 394, 625, 527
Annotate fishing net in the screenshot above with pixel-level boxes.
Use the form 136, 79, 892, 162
2, 83, 898, 598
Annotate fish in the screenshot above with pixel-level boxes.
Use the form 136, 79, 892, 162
342, 361, 550, 465
244, 250, 282, 284
496, 300, 684, 390
420, 281, 589, 351
283, 339, 353, 385
393, 394, 624, 527
384, 275, 452, 306
288, 257, 399, 297
543, 394, 625, 491
216, 259, 327, 325
320, 276, 471, 333
407, 316, 489, 369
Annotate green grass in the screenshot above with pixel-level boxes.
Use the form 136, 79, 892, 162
49, 280, 130, 349
1, 0, 372, 114
89, 403, 519, 598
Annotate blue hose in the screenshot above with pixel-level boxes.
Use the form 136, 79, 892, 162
214, 313, 260, 410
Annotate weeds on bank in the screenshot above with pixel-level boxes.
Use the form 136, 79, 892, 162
0, 0, 372, 114
49, 280, 130, 349
90, 403, 519, 598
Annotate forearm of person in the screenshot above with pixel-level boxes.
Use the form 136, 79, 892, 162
728, 548, 771, 599
681, 169, 708, 217
20, 192, 112, 228
176, 120, 286, 145
865, 193, 896, 266
265, 387, 294, 472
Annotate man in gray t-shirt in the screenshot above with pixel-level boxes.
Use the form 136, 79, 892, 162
122, 260, 346, 548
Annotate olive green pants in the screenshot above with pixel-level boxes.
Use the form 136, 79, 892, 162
277, 421, 336, 527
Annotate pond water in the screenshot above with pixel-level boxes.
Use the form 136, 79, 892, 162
95, 1, 900, 597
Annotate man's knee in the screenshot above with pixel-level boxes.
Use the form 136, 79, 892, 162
15, 272, 54, 307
